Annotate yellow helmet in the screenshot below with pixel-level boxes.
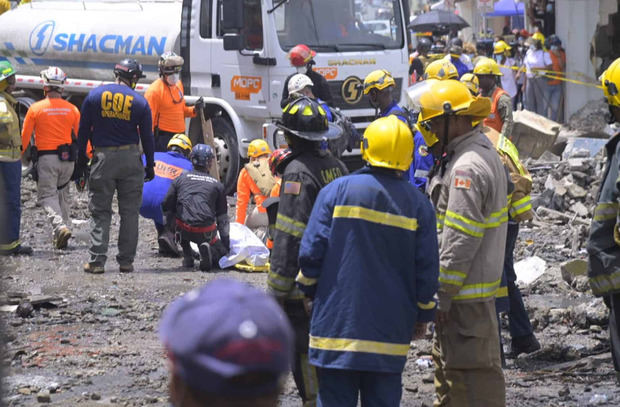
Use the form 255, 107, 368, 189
361, 115, 413, 171
167, 133, 193, 155
532, 32, 545, 44
363, 69, 395, 95
460, 73, 480, 95
418, 79, 491, 124
602, 57, 620, 107
473, 57, 503, 76
424, 59, 458, 81
493, 40, 512, 55
247, 139, 271, 158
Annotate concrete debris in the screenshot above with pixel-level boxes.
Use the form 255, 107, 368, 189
567, 98, 609, 134
514, 256, 546, 285
560, 259, 588, 285
512, 110, 560, 159
36, 389, 51, 403
16, 302, 34, 318
588, 394, 609, 405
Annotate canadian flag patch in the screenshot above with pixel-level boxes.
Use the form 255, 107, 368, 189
454, 170, 472, 190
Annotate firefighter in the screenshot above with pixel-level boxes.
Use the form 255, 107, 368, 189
460, 73, 480, 96
423, 59, 459, 81
296, 115, 439, 406
140, 133, 193, 257
474, 57, 514, 139
281, 44, 332, 108
586, 57, 620, 384
162, 144, 229, 271
287, 74, 333, 121
0, 60, 32, 256
263, 148, 292, 250
444, 37, 471, 78
76, 58, 155, 274
20, 67, 80, 250
235, 139, 275, 230
415, 80, 508, 406
482, 126, 540, 358
364, 69, 433, 191
267, 97, 348, 407
145, 51, 202, 152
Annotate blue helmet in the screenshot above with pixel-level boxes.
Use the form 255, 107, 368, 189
190, 144, 215, 169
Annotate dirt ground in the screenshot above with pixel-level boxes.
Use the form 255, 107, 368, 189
1, 177, 620, 406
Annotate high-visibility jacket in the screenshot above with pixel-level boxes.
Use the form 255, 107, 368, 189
21, 97, 80, 153
0, 91, 21, 162
144, 78, 196, 133
483, 86, 513, 138
428, 128, 508, 311
587, 131, 620, 296
297, 166, 439, 373
483, 126, 533, 222
235, 158, 276, 224
548, 49, 566, 86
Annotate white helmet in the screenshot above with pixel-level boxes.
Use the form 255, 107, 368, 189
288, 73, 314, 95
40, 66, 67, 89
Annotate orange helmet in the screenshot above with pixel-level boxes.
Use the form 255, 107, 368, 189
288, 44, 316, 67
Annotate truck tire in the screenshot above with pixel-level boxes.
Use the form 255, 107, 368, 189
211, 116, 240, 195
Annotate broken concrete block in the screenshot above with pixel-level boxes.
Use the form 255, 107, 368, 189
512, 110, 560, 159
570, 202, 589, 217
566, 183, 587, 199
568, 158, 587, 172
561, 259, 588, 285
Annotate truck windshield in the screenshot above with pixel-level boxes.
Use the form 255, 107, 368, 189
275, 0, 404, 52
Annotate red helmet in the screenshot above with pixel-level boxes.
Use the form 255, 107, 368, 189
519, 29, 530, 38
288, 44, 316, 67
269, 148, 293, 176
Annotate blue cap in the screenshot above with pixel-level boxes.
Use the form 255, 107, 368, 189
159, 279, 294, 397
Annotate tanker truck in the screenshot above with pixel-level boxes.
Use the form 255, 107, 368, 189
0, 0, 412, 193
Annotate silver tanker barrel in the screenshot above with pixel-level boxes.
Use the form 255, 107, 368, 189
0, 0, 181, 84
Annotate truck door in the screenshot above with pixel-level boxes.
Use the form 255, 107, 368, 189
181, 0, 215, 96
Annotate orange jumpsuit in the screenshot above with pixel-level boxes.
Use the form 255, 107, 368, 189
235, 167, 268, 224
144, 78, 196, 133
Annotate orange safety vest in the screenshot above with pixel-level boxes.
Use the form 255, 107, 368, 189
548, 50, 566, 86
483, 87, 509, 133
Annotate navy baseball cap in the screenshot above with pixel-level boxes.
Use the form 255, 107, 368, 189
159, 279, 294, 397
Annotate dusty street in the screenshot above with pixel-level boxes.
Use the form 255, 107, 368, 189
1, 174, 620, 407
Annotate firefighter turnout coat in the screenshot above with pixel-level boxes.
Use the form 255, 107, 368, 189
428, 128, 509, 311
587, 131, 620, 296
296, 166, 439, 373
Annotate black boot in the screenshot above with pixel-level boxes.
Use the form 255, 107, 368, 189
508, 334, 541, 358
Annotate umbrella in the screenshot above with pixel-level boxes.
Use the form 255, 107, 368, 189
408, 9, 470, 33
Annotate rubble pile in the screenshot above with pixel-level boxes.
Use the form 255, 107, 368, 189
567, 98, 610, 135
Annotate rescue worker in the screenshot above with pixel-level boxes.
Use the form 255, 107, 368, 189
444, 37, 471, 78
0, 60, 32, 256
162, 144, 229, 271
493, 41, 518, 105
287, 74, 333, 121
139, 133, 193, 257
586, 57, 620, 384
460, 73, 480, 96
263, 148, 292, 250
474, 58, 514, 139
545, 35, 566, 122
235, 139, 275, 230
281, 44, 332, 108
267, 97, 347, 407
296, 115, 439, 406
415, 80, 507, 406
20, 67, 80, 250
423, 59, 459, 81
76, 58, 155, 274
364, 69, 433, 191
145, 51, 202, 152
482, 126, 540, 358
160, 279, 294, 407
409, 37, 432, 83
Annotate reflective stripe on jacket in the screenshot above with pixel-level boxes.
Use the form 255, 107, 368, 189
428, 128, 508, 311
587, 132, 620, 296
483, 126, 533, 222
297, 166, 438, 373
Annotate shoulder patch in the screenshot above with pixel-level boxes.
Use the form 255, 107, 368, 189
283, 181, 301, 195
418, 145, 429, 157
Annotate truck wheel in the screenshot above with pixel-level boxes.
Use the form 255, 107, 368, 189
211, 116, 239, 195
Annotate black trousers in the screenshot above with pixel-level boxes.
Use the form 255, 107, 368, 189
605, 293, 620, 373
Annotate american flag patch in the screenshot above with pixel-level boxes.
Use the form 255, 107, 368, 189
283, 181, 301, 195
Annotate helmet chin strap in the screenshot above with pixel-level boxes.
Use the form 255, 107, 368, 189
439, 103, 454, 177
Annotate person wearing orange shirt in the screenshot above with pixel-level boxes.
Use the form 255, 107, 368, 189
235, 140, 276, 235
145, 52, 201, 152
21, 67, 80, 249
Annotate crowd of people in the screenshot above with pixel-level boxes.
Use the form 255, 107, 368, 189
0, 30, 619, 406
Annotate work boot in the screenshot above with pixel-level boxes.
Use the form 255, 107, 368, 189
158, 231, 180, 257
198, 243, 213, 272
119, 264, 134, 273
1, 244, 33, 256
182, 256, 194, 268
54, 227, 72, 250
83, 263, 104, 274
508, 334, 541, 358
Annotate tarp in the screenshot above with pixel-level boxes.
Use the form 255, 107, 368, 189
485, 0, 524, 17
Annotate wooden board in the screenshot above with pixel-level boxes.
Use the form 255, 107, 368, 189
199, 107, 221, 181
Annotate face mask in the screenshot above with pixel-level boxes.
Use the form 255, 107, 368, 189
166, 74, 179, 85
494, 54, 503, 63
296, 66, 307, 74
529, 44, 536, 51
551, 45, 559, 51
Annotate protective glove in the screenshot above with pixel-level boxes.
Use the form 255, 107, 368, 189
72, 154, 89, 181
144, 166, 155, 182
194, 97, 204, 112
220, 235, 230, 254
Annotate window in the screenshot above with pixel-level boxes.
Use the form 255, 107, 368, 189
200, 0, 212, 38
216, 0, 263, 50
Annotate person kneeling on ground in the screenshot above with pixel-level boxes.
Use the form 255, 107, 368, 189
140, 133, 193, 257
159, 278, 294, 407
162, 144, 230, 271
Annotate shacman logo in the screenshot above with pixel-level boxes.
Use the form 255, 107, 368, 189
29, 20, 56, 56
231, 76, 262, 101
341, 76, 363, 105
